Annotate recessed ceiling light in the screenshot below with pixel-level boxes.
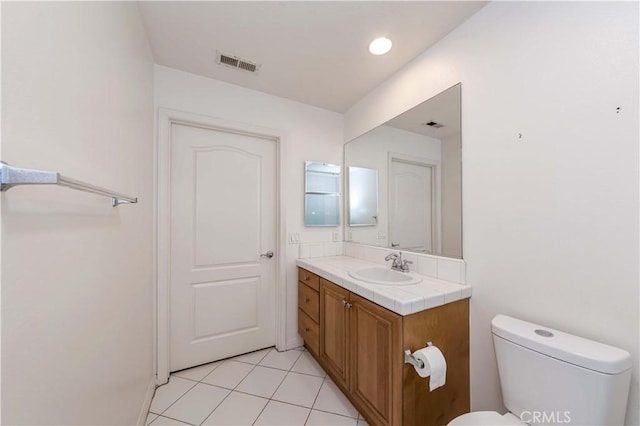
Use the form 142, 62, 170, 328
369, 37, 392, 55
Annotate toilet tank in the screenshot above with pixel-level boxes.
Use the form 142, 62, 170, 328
491, 315, 632, 425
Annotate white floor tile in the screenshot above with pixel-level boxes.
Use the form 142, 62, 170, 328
258, 348, 303, 371
163, 383, 230, 425
235, 365, 287, 398
272, 372, 323, 408
313, 379, 359, 418
291, 352, 326, 377
230, 347, 272, 365
254, 400, 311, 425
200, 360, 254, 389
149, 416, 192, 426
306, 410, 358, 425
149, 376, 197, 414
172, 361, 222, 382
202, 391, 268, 425
146, 413, 159, 425
357, 419, 369, 426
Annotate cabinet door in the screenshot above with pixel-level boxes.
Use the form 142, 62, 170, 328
319, 278, 350, 389
349, 293, 402, 426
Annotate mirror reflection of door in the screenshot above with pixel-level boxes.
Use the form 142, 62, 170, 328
389, 158, 435, 252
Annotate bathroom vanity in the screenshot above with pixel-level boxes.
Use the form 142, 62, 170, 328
297, 257, 470, 426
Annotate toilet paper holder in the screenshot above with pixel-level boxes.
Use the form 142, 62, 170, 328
404, 341, 433, 369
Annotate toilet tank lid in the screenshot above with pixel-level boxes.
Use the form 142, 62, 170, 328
491, 315, 632, 374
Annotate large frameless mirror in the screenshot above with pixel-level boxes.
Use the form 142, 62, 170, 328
344, 83, 462, 258
304, 161, 341, 227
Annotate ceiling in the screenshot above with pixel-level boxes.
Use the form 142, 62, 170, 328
138, 1, 487, 113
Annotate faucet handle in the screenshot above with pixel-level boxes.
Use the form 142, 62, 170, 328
401, 259, 413, 272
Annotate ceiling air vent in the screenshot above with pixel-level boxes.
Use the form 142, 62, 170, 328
216, 51, 261, 73
423, 121, 444, 128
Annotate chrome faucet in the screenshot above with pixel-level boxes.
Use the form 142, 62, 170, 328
385, 252, 413, 272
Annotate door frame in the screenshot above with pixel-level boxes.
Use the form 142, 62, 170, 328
155, 108, 287, 385
387, 152, 442, 253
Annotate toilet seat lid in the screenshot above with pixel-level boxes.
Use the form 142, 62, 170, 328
448, 411, 525, 426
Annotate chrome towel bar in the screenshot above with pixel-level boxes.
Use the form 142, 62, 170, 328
0, 162, 137, 207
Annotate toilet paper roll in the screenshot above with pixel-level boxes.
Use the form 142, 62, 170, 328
412, 345, 447, 391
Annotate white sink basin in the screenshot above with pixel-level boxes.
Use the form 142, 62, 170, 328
348, 266, 422, 286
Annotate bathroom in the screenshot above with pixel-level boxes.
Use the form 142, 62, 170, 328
1, 1, 638, 425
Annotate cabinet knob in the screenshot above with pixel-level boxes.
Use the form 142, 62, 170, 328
305, 297, 310, 303
346, 302, 352, 309
304, 327, 310, 332
305, 276, 311, 281
342, 300, 347, 306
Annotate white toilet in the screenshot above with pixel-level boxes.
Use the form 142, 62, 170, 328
449, 315, 632, 425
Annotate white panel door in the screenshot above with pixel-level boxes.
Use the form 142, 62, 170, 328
389, 159, 433, 252
170, 123, 276, 372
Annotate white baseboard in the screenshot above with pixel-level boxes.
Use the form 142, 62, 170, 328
137, 377, 157, 426
283, 335, 304, 351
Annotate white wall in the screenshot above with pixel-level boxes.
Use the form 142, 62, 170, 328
346, 2, 639, 424
1, 2, 155, 424
154, 65, 344, 349
345, 125, 441, 246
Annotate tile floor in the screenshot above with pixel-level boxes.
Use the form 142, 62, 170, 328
147, 347, 369, 426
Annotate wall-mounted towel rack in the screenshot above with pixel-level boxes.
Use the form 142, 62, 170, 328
0, 162, 137, 207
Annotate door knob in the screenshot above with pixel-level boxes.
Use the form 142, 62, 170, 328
260, 250, 274, 259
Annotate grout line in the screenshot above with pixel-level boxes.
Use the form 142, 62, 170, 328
313, 407, 360, 420
251, 396, 271, 425
304, 376, 327, 424
154, 347, 320, 426
145, 413, 159, 426
196, 347, 279, 425
226, 388, 271, 401
310, 408, 361, 423
153, 378, 199, 416
229, 347, 281, 394
171, 375, 199, 383
262, 359, 293, 400
153, 414, 195, 426
196, 387, 232, 426
287, 369, 326, 379
193, 348, 273, 426
231, 348, 273, 366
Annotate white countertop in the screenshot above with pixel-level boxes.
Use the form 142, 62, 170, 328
296, 255, 472, 316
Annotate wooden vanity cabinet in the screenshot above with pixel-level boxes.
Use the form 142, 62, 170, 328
349, 292, 403, 426
319, 278, 350, 390
297, 267, 469, 426
297, 269, 320, 357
